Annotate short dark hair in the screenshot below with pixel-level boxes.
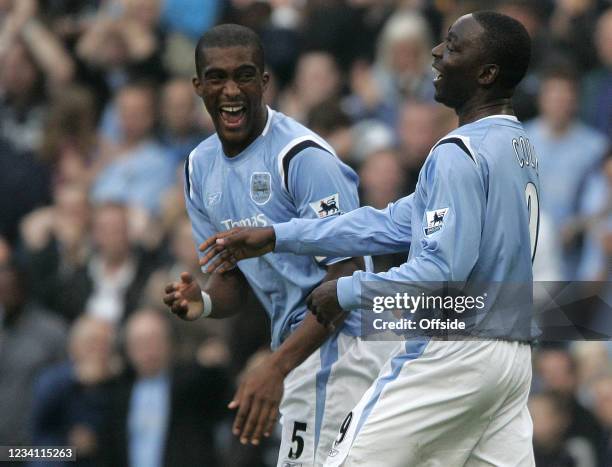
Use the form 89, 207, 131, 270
472, 11, 531, 91
539, 64, 579, 86
195, 24, 265, 76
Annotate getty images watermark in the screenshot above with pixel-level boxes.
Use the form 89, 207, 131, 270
370, 291, 488, 332
358, 281, 612, 341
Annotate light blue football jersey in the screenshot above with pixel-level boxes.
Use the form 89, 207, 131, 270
184, 107, 364, 349
273, 115, 541, 341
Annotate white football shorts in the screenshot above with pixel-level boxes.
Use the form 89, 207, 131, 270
324, 338, 534, 467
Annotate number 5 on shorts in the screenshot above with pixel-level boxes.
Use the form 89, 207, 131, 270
288, 421, 307, 459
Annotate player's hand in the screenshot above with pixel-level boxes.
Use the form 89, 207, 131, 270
163, 272, 204, 320
228, 353, 284, 446
307, 280, 348, 331
199, 226, 276, 273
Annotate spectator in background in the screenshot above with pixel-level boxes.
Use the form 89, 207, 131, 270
0, 237, 67, 449
30, 316, 118, 466
278, 51, 342, 123
535, 348, 606, 466
83, 202, 157, 324
358, 148, 409, 272
396, 99, 456, 193
102, 309, 229, 467
549, 0, 599, 72
573, 153, 612, 282
21, 183, 91, 320
359, 148, 406, 210
40, 86, 100, 189
591, 374, 612, 463
525, 67, 609, 279
24, 201, 156, 323
0, 137, 50, 244
0, 0, 75, 152
307, 100, 355, 164
76, 0, 166, 98
344, 10, 434, 128
91, 82, 175, 216
581, 8, 612, 140
158, 77, 208, 166
530, 391, 577, 467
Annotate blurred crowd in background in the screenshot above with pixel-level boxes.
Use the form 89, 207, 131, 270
0, 0, 611, 466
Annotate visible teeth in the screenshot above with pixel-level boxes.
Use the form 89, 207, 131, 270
432, 67, 442, 80
221, 105, 244, 113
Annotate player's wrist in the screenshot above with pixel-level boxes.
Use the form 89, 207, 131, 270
268, 349, 294, 377
199, 290, 213, 318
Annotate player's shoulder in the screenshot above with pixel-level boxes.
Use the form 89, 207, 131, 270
265, 108, 335, 158
265, 108, 341, 181
433, 115, 525, 164
186, 133, 221, 169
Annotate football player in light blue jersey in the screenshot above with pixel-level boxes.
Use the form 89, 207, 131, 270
162, 24, 398, 467
201, 12, 540, 467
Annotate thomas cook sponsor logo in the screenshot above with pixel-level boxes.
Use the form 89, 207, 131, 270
424, 208, 449, 235
309, 193, 342, 218
250, 172, 272, 205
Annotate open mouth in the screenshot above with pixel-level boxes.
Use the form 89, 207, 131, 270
219, 104, 247, 129
432, 67, 443, 83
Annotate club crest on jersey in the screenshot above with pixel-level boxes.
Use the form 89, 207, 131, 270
205, 191, 222, 207
309, 193, 341, 218
250, 172, 272, 205
424, 208, 449, 235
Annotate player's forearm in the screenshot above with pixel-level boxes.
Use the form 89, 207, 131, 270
273, 197, 413, 257
203, 270, 250, 318
269, 312, 333, 376
268, 258, 361, 375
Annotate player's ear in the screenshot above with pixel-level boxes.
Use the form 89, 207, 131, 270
261, 71, 270, 92
478, 64, 499, 86
192, 75, 204, 97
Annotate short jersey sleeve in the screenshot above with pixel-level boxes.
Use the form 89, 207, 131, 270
285, 145, 360, 265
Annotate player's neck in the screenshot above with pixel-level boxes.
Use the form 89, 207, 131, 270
456, 97, 514, 126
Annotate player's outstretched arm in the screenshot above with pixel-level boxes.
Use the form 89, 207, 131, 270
200, 195, 414, 273
164, 268, 251, 320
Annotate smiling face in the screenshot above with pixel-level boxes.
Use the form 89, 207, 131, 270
193, 45, 269, 156
431, 14, 489, 109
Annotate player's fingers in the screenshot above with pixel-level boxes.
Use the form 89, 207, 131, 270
228, 384, 243, 411
216, 257, 238, 274
205, 250, 234, 273
170, 301, 187, 317
164, 282, 178, 294
240, 398, 263, 445
233, 394, 253, 439
216, 230, 247, 248
198, 234, 220, 252
179, 272, 193, 284
250, 402, 272, 445
217, 227, 243, 239
263, 405, 279, 438
199, 244, 225, 266
162, 293, 177, 307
